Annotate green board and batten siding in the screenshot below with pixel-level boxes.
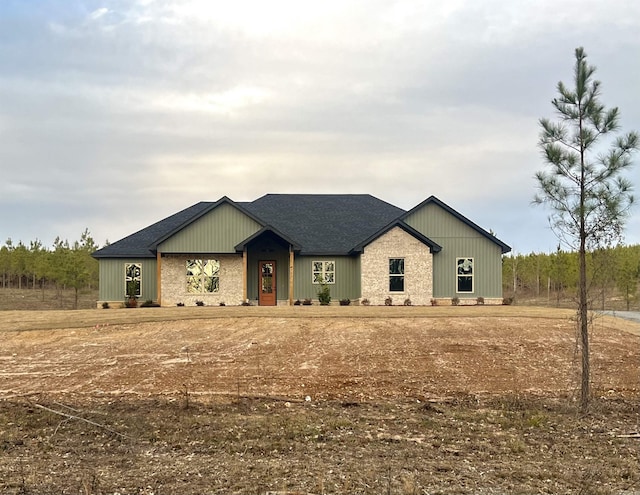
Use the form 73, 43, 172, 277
293, 256, 361, 301
98, 258, 157, 302
404, 202, 503, 298
158, 203, 262, 254
99, 204, 262, 303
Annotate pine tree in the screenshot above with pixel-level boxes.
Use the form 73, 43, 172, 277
534, 47, 638, 412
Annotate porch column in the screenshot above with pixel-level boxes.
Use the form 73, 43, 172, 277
288, 246, 294, 305
156, 251, 162, 305
242, 247, 248, 302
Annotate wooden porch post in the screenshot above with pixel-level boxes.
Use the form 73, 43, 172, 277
242, 248, 248, 302
289, 246, 294, 306
156, 251, 162, 306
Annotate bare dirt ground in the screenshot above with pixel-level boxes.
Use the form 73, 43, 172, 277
0, 305, 639, 494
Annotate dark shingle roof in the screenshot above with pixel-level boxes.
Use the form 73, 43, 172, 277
92, 202, 214, 258
243, 194, 406, 255
92, 193, 508, 258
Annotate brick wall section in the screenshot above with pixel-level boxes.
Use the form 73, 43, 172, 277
361, 227, 433, 306
161, 254, 244, 307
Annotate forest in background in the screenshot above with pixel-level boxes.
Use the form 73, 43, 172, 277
503, 244, 640, 310
0, 229, 100, 309
0, 232, 639, 310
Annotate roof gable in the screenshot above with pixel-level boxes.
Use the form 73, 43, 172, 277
92, 202, 214, 258
158, 200, 263, 254
352, 220, 442, 254
402, 196, 511, 254
93, 194, 510, 258
92, 197, 264, 259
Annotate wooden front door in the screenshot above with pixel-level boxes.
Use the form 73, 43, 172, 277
259, 261, 276, 306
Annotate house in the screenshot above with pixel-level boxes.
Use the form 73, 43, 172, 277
92, 194, 511, 307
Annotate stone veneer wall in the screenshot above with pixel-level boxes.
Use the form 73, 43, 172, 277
360, 227, 433, 306
161, 254, 244, 307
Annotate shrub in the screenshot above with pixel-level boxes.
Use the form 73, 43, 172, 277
430, 298, 437, 306
317, 280, 331, 306
101, 302, 110, 309
293, 299, 302, 306
241, 300, 251, 306
361, 298, 370, 306
195, 300, 205, 306
451, 297, 460, 306
403, 298, 412, 306
339, 298, 351, 306
476, 296, 485, 305
503, 296, 514, 306
302, 298, 313, 305
385, 296, 393, 306
219, 302, 226, 306
177, 302, 185, 307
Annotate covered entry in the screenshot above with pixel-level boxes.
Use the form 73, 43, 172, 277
236, 227, 299, 305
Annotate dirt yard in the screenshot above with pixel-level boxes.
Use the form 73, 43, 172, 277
0, 306, 638, 494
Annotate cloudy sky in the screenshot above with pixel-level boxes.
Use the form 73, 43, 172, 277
1, 0, 639, 254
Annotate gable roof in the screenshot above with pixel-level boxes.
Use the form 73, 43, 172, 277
92, 193, 510, 258
234, 225, 302, 252
93, 196, 267, 258
351, 220, 442, 254
92, 201, 214, 258
402, 196, 512, 254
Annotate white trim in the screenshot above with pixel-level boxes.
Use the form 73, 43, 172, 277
456, 257, 474, 293
312, 260, 335, 284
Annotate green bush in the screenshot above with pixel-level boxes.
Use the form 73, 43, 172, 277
317, 280, 331, 306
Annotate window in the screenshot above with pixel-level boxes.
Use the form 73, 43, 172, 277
312, 261, 335, 284
389, 258, 404, 292
125, 263, 142, 297
457, 258, 474, 293
187, 259, 220, 293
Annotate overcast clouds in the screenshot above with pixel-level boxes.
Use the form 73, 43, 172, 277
1, 0, 639, 254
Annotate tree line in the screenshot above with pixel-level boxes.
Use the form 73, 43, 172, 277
503, 244, 640, 310
0, 229, 101, 309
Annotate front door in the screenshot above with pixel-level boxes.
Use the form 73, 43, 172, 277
259, 261, 276, 306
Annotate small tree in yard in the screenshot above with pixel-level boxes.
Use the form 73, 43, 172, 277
534, 47, 638, 412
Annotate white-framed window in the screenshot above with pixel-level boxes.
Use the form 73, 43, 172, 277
125, 263, 142, 297
187, 259, 220, 293
389, 258, 405, 292
312, 261, 335, 284
456, 257, 474, 293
